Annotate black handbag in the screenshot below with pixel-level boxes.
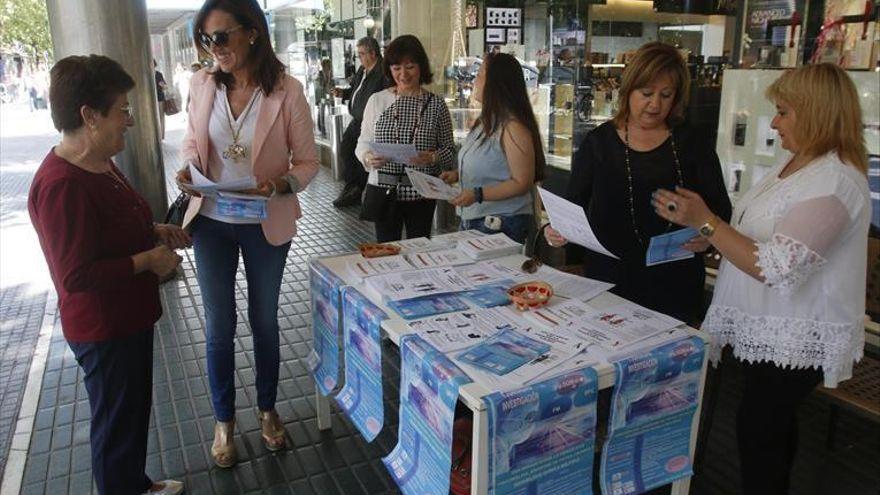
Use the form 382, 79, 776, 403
164, 192, 191, 226
360, 184, 396, 222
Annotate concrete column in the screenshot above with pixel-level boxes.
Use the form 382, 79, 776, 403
46, 0, 168, 221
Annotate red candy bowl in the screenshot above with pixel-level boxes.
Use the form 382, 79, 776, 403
507, 281, 553, 311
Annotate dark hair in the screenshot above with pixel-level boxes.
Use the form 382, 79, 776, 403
475, 53, 546, 181
49, 55, 135, 132
613, 42, 690, 128
357, 36, 381, 57
193, 0, 285, 95
383, 35, 432, 85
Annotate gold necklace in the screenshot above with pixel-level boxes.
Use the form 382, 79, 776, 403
222, 87, 260, 162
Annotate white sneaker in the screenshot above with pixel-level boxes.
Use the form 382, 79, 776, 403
143, 479, 185, 495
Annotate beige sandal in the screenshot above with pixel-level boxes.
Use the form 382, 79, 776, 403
211, 420, 237, 468
258, 410, 287, 451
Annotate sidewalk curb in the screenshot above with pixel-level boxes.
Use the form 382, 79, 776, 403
0, 292, 56, 495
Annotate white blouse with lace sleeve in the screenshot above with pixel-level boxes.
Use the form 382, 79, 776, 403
702, 151, 871, 387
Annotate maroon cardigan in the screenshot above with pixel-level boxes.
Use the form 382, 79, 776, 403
28, 149, 161, 342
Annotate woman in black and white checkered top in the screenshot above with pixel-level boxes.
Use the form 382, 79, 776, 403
356, 35, 455, 242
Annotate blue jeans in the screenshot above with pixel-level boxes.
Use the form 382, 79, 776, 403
191, 216, 291, 421
460, 213, 533, 244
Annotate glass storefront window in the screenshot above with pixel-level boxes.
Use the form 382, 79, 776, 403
442, 0, 736, 175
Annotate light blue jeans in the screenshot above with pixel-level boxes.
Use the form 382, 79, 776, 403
191, 216, 291, 421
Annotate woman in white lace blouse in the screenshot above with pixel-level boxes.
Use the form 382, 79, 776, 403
652, 64, 871, 494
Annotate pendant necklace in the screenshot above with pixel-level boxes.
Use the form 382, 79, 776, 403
222, 86, 260, 162
623, 120, 684, 246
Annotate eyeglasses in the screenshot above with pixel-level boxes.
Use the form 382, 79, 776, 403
198, 25, 244, 50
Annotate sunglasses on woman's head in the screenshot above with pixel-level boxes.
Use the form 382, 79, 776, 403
198, 25, 244, 49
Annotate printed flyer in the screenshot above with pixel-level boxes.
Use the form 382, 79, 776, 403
307, 261, 345, 396
457, 329, 551, 375
485, 368, 599, 495
383, 335, 473, 495
335, 287, 388, 442
600, 336, 705, 495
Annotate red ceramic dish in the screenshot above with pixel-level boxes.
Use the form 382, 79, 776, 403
507, 281, 553, 311
359, 243, 401, 258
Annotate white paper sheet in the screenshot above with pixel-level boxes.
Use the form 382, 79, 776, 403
389, 237, 446, 253
189, 163, 256, 195
565, 303, 684, 352
537, 187, 618, 259
368, 142, 419, 163
365, 267, 473, 301
405, 168, 461, 200
530, 265, 615, 302
347, 255, 415, 279
405, 249, 473, 269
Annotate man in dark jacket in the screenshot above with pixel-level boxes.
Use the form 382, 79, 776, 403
332, 37, 387, 208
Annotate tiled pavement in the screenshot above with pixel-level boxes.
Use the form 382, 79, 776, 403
6, 115, 880, 494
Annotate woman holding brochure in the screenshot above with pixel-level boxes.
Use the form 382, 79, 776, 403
356, 35, 455, 242
439, 52, 545, 244
653, 64, 870, 495
175, 0, 319, 467
544, 42, 730, 324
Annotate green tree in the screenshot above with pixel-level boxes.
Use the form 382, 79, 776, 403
0, 0, 53, 62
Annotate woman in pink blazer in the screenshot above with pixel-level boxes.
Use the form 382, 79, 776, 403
176, 0, 318, 468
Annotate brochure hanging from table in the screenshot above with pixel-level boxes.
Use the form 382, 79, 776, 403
383, 335, 473, 495
600, 336, 705, 495
486, 368, 599, 495
336, 287, 388, 442
307, 261, 345, 396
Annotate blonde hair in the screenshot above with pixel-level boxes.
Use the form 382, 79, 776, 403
613, 42, 690, 129
766, 64, 867, 174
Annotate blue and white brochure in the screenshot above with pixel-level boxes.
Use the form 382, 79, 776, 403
486, 368, 599, 495
383, 335, 472, 495
457, 329, 551, 376
600, 336, 705, 494
336, 287, 388, 442
645, 228, 699, 266
388, 293, 470, 320
307, 261, 345, 396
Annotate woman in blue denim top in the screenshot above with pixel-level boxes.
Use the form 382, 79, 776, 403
440, 52, 545, 243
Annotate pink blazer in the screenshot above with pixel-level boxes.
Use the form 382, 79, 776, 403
181, 69, 319, 246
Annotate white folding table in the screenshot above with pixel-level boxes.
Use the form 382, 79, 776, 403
311, 252, 709, 495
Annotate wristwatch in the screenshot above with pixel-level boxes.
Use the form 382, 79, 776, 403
698, 216, 717, 237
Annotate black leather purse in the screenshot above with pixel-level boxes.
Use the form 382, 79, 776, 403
360, 184, 397, 222
164, 192, 191, 226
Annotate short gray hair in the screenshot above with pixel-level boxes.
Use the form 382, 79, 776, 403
357, 37, 381, 57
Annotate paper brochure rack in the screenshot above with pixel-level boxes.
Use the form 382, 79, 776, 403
310, 252, 710, 495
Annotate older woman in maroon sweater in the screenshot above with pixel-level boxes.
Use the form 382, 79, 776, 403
28, 55, 186, 495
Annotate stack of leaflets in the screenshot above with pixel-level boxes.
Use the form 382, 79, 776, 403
457, 233, 523, 261
528, 265, 615, 302
406, 306, 524, 353
456, 329, 551, 375
364, 267, 474, 302
526, 299, 684, 353
348, 254, 415, 280
431, 229, 487, 247
453, 260, 526, 287
404, 248, 473, 269
564, 303, 683, 352
386, 237, 446, 253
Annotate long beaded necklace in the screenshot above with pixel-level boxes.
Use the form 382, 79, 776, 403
222, 86, 260, 162
622, 121, 684, 246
